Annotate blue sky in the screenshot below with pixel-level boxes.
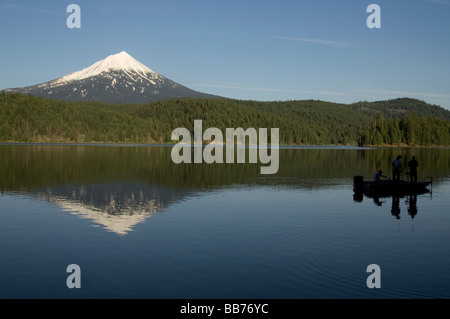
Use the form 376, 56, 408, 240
1, 0, 450, 109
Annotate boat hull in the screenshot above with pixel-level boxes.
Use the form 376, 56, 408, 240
353, 176, 431, 196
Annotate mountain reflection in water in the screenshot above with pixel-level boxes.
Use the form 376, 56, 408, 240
1, 144, 449, 234
34, 183, 177, 235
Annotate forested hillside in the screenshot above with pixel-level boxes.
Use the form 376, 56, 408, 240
358, 113, 450, 146
351, 98, 450, 119
1, 91, 449, 146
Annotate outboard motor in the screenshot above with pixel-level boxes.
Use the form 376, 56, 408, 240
353, 175, 364, 188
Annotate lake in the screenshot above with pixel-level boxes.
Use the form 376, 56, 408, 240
1, 144, 449, 299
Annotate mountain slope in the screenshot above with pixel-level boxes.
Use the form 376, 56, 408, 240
5, 51, 220, 103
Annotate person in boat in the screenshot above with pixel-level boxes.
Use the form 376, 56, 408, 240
408, 156, 419, 183
373, 170, 387, 182
392, 155, 402, 181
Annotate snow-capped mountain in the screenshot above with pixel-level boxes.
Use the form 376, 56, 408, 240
6, 51, 220, 103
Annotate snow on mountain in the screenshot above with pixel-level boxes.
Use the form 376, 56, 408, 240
53, 51, 156, 85
6, 51, 220, 103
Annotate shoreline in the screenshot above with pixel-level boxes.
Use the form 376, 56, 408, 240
1, 141, 449, 149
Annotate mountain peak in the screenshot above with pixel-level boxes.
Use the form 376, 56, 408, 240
6, 51, 221, 103
101, 51, 155, 74
55, 51, 156, 84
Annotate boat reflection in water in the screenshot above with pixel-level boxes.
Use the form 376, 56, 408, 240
353, 175, 432, 219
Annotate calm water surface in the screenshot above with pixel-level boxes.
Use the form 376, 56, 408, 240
1, 145, 449, 298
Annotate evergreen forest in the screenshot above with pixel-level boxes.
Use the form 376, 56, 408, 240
1, 91, 449, 146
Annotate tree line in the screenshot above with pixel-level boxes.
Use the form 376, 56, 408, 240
1, 91, 449, 146
358, 112, 450, 146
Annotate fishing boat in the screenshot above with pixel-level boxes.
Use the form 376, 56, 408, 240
353, 175, 432, 196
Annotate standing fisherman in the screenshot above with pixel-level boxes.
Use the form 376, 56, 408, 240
392, 155, 402, 181
408, 156, 419, 183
